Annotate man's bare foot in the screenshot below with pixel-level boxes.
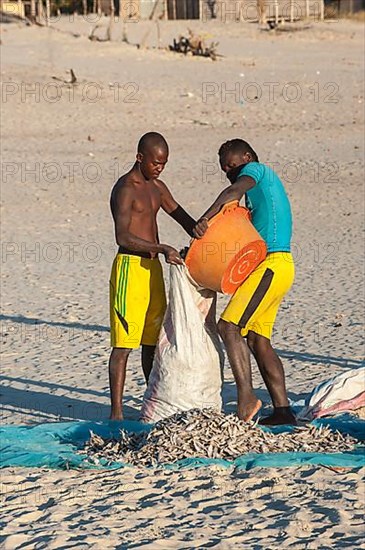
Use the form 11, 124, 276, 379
237, 398, 262, 422
259, 407, 297, 426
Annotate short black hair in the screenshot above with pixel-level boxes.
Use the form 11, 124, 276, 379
138, 132, 168, 155
218, 139, 258, 162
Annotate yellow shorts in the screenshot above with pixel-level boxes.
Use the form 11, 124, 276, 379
221, 252, 295, 340
109, 254, 166, 349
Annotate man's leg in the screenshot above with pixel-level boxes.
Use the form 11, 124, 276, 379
205, 292, 217, 333
247, 331, 296, 425
140, 258, 166, 385
218, 319, 262, 421
141, 345, 156, 384
108, 347, 131, 420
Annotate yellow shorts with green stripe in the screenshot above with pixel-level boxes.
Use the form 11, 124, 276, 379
109, 254, 166, 349
221, 252, 295, 340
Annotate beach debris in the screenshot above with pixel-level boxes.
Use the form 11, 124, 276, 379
267, 20, 279, 30
88, 24, 112, 42
69, 69, 77, 84
169, 29, 221, 61
80, 409, 358, 468
51, 69, 77, 85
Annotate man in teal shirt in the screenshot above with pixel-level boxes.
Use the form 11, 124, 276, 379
194, 139, 296, 425
240, 161, 292, 253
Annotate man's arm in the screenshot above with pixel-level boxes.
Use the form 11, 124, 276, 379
111, 186, 182, 264
157, 179, 197, 237
201, 175, 256, 220
193, 176, 256, 239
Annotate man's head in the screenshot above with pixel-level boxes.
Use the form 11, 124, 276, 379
218, 139, 258, 183
137, 132, 169, 180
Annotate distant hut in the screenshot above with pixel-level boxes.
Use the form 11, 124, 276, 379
0, 0, 25, 17
198, 0, 323, 22
0, 0, 52, 22
117, 0, 325, 22
116, 0, 364, 21
1, 0, 363, 22
325, 0, 364, 15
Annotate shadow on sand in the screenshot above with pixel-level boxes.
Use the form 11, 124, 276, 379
2, 313, 363, 368
0, 375, 140, 424
1, 314, 363, 424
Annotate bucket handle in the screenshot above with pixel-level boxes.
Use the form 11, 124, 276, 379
186, 201, 251, 249
207, 200, 251, 226
218, 200, 240, 218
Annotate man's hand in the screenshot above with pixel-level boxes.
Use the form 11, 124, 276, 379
179, 247, 189, 260
162, 245, 184, 265
193, 218, 209, 239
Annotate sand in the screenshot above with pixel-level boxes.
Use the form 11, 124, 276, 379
1, 15, 364, 548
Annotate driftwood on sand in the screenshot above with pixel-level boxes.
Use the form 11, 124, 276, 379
169, 29, 221, 61
51, 69, 77, 84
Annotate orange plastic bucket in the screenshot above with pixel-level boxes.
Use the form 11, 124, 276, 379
185, 201, 267, 294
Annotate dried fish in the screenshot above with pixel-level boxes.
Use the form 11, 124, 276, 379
79, 409, 359, 468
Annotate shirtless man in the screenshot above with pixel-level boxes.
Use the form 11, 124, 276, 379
194, 139, 296, 426
109, 132, 196, 420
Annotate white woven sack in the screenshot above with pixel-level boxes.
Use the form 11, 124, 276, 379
141, 265, 223, 423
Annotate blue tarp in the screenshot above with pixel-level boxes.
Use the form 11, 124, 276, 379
1, 415, 364, 471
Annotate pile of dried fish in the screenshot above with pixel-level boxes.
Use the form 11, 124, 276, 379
81, 409, 358, 467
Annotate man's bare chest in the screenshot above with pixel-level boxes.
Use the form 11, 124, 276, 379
131, 186, 161, 215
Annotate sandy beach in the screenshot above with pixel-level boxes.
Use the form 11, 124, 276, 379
1, 14, 364, 548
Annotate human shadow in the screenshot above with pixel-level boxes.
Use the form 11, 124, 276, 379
2, 314, 363, 370
276, 349, 364, 369
0, 313, 109, 333
1, 374, 107, 399
0, 378, 140, 424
